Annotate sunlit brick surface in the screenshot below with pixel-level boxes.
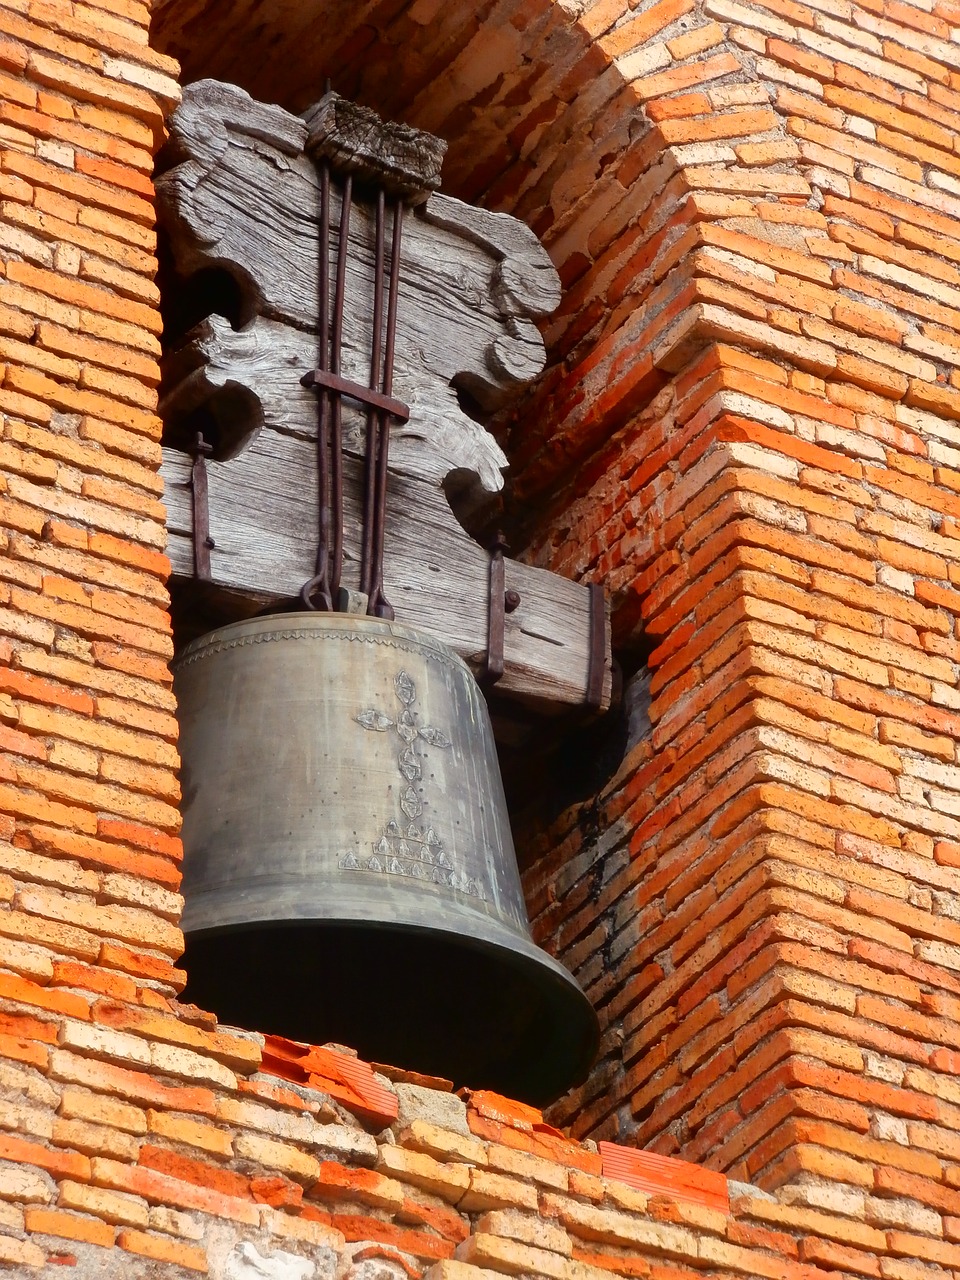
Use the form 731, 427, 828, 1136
3, 0, 960, 1274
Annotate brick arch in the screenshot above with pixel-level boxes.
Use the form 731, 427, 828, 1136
147, 0, 845, 1152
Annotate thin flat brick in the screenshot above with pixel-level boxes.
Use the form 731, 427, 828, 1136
91, 1157, 259, 1225
8, 10, 960, 1280
0, 1134, 89, 1181
116, 1228, 208, 1273
48, 1049, 216, 1115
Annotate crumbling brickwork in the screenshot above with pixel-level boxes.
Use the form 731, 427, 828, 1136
2, 0, 960, 1275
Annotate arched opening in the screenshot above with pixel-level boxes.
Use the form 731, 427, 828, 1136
149, 0, 660, 1121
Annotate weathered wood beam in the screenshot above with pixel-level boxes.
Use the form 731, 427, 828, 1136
161, 443, 610, 712
156, 80, 611, 712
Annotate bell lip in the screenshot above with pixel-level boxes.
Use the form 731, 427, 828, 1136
172, 610, 478, 682
182, 913, 600, 1106
181, 882, 588, 999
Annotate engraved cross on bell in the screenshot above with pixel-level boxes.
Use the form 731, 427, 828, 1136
343, 671, 487, 900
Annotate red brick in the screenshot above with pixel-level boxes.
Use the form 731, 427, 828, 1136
137, 1145, 253, 1201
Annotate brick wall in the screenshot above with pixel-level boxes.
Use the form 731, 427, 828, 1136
514, 0, 960, 1236
2, 0, 960, 1275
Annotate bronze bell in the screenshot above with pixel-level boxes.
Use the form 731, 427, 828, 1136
174, 612, 598, 1105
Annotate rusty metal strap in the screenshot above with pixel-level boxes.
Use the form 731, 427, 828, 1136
363, 197, 404, 622
482, 542, 506, 688
190, 431, 213, 581
301, 370, 409, 423
585, 583, 606, 711
301, 177, 407, 621
299, 160, 338, 612
481, 535, 521, 689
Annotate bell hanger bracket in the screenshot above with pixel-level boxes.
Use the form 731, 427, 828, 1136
156, 80, 614, 714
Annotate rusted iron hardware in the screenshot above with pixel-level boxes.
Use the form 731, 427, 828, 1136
585, 583, 607, 712
190, 430, 214, 582
482, 532, 521, 688
299, 90, 444, 620
159, 84, 609, 714
362, 191, 404, 620
299, 166, 409, 619
299, 163, 347, 613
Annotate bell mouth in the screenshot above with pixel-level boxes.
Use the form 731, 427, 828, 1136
182, 918, 599, 1107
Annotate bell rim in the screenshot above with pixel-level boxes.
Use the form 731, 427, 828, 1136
180, 879, 584, 997
182, 913, 600, 1105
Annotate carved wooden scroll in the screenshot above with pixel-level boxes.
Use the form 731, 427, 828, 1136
157, 80, 611, 712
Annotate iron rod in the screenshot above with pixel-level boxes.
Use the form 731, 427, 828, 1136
483, 533, 508, 686
585, 583, 606, 710
368, 199, 403, 620
302, 370, 407, 421
329, 173, 352, 598
302, 160, 333, 610
191, 430, 213, 582
361, 187, 386, 598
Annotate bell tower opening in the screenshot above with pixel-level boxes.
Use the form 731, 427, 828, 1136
148, 41, 623, 1103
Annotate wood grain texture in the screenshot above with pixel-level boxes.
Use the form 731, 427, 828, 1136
161, 446, 608, 710
157, 79, 609, 711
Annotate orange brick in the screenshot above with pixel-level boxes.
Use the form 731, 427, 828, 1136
401, 1191, 470, 1244
800, 1237, 879, 1276
0, 1030, 50, 1070
646, 92, 711, 123
633, 52, 742, 101
328, 1212, 455, 1261
93, 1157, 258, 1225
309, 1162, 403, 1211
602, 0, 697, 58
137, 1145, 252, 1202
51, 959, 138, 1001
59, 1087, 146, 1135
5, 261, 161, 334
146, 1110, 232, 1157
24, 1207, 114, 1248
0, 1133, 90, 1181
117, 1229, 208, 1272
50, 1049, 215, 1115
25, 50, 163, 128
92, 1001, 258, 1071
0, 37, 27, 74
99, 942, 186, 989
0, 969, 90, 1019
249, 1174, 303, 1208
25, 824, 180, 887
0, 1008, 57, 1044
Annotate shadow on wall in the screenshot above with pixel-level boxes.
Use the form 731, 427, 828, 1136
149, 0, 617, 218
